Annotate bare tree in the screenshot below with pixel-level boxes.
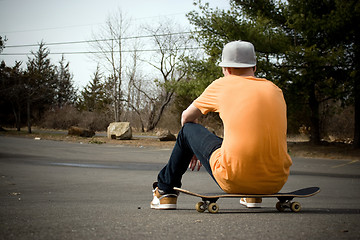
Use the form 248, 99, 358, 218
90, 13, 195, 131
122, 49, 147, 131
90, 9, 131, 122
140, 19, 194, 131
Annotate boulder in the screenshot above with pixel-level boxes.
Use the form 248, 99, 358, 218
68, 126, 95, 137
157, 130, 176, 141
107, 122, 132, 140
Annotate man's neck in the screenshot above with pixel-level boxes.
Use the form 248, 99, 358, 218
223, 67, 255, 77
231, 68, 255, 77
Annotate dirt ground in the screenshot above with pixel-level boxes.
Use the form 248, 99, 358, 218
1, 128, 359, 161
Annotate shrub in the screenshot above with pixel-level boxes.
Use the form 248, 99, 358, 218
39, 105, 112, 131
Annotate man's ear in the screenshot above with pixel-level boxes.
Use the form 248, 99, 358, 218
222, 67, 231, 76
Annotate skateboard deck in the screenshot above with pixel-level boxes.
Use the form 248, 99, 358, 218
173, 187, 320, 213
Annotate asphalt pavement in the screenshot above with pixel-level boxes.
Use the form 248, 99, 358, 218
0, 135, 359, 239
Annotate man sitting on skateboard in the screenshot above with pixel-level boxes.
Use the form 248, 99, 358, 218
151, 40, 292, 209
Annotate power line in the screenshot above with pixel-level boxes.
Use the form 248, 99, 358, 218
1, 47, 201, 56
4, 31, 198, 49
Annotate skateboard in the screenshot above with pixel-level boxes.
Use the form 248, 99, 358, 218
173, 187, 320, 213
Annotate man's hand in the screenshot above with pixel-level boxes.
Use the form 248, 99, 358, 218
189, 155, 202, 171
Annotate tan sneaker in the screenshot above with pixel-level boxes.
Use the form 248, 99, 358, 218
240, 198, 262, 208
150, 187, 177, 210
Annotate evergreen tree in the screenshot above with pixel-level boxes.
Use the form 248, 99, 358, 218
0, 61, 25, 130
79, 66, 110, 112
0, 36, 6, 53
54, 55, 77, 108
187, 0, 358, 145
25, 41, 56, 133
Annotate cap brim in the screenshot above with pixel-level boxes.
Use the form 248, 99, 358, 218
219, 62, 256, 68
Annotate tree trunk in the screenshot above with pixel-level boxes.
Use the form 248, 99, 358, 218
353, 75, 360, 148
146, 105, 156, 132
11, 102, 21, 131
308, 83, 321, 145
17, 106, 21, 131
146, 92, 174, 132
353, 34, 360, 148
26, 99, 32, 134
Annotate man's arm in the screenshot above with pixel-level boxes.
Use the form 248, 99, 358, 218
181, 103, 203, 171
181, 103, 203, 126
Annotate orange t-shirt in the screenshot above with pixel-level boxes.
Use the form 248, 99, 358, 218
193, 75, 292, 194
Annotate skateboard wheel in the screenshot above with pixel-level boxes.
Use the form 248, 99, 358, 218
276, 202, 285, 212
196, 202, 206, 213
290, 202, 301, 213
208, 203, 219, 213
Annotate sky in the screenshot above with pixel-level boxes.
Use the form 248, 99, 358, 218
0, 0, 230, 89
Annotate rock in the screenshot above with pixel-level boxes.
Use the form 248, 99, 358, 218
68, 126, 95, 137
107, 122, 132, 140
157, 130, 176, 141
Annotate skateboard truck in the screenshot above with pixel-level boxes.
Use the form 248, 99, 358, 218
196, 197, 220, 213
276, 197, 301, 212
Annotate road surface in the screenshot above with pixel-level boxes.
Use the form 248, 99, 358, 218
0, 136, 359, 239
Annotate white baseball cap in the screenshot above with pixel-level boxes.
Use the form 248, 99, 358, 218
219, 41, 256, 68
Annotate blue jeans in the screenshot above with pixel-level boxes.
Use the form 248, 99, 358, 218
157, 123, 223, 193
